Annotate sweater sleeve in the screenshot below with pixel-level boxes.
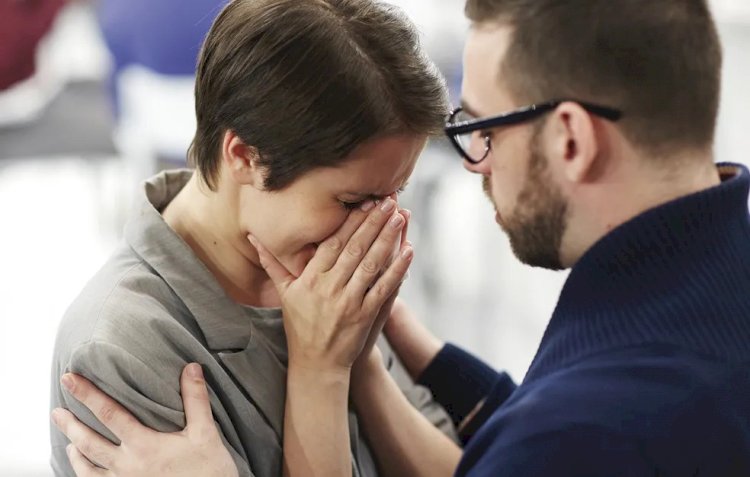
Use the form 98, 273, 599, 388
417, 343, 516, 433
459, 425, 653, 477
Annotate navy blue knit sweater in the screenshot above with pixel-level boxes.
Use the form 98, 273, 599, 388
419, 163, 750, 476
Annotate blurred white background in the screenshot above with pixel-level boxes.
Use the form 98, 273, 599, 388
1, 0, 749, 475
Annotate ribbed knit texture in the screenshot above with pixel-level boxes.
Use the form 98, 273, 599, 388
418, 344, 514, 429
525, 163, 750, 383
420, 164, 750, 476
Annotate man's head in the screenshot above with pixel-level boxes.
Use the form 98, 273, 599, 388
456, 0, 722, 269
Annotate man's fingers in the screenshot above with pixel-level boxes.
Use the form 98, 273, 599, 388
248, 235, 294, 291
305, 201, 374, 274
60, 373, 146, 443
67, 444, 110, 477
181, 363, 216, 439
52, 408, 117, 471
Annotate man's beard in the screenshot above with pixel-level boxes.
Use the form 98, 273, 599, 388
483, 133, 568, 270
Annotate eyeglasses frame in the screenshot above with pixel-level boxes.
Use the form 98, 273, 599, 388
444, 100, 623, 164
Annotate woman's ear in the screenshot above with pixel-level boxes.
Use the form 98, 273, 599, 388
221, 130, 265, 188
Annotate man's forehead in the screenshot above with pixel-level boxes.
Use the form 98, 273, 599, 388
462, 23, 514, 116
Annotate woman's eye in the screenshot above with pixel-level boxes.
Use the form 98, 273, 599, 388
340, 200, 364, 210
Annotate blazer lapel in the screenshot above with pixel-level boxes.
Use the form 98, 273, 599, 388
218, 334, 287, 440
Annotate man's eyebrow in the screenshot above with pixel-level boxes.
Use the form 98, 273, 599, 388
460, 99, 482, 118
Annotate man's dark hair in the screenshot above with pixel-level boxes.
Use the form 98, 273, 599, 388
465, 0, 722, 157
190, 0, 448, 190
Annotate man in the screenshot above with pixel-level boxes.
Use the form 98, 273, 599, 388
53, 0, 750, 476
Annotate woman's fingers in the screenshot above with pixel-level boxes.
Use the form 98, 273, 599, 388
399, 208, 411, 247
248, 235, 295, 292
346, 210, 406, 298
180, 364, 216, 440
66, 444, 110, 477
304, 201, 375, 274
52, 407, 117, 471
331, 198, 400, 285
363, 244, 414, 314
59, 374, 146, 443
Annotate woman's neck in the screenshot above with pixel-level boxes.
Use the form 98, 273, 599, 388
161, 174, 281, 308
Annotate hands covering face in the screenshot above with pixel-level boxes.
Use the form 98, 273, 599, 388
249, 196, 412, 372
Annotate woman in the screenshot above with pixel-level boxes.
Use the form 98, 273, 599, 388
49, 0, 456, 475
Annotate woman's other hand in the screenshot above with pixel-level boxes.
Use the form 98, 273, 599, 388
51, 364, 238, 477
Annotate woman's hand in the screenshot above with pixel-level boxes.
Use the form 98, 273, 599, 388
249, 197, 413, 374
251, 197, 412, 477
51, 364, 238, 477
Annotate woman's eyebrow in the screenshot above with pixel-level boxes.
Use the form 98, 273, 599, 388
343, 182, 409, 200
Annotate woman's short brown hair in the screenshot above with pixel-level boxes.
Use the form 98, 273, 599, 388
190, 0, 449, 191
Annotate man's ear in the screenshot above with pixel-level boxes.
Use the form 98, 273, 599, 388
547, 102, 600, 184
221, 130, 265, 188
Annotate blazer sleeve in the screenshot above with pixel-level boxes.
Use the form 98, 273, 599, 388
49, 340, 254, 477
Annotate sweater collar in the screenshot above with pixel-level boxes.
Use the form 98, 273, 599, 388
525, 163, 750, 382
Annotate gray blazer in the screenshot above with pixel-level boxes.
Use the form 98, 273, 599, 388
49, 170, 457, 477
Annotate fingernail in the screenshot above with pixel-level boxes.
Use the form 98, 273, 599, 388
66, 444, 73, 457
389, 214, 404, 229
247, 234, 257, 246
187, 363, 203, 379
380, 198, 396, 212
360, 200, 375, 212
401, 247, 414, 260
51, 408, 62, 426
61, 374, 75, 394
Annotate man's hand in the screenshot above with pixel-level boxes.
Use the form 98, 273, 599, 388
51, 364, 239, 477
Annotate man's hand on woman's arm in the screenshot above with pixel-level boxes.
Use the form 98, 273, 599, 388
51, 364, 238, 477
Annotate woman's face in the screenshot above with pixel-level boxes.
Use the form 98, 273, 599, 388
240, 134, 427, 277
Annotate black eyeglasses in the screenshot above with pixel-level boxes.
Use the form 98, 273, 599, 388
444, 100, 623, 164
